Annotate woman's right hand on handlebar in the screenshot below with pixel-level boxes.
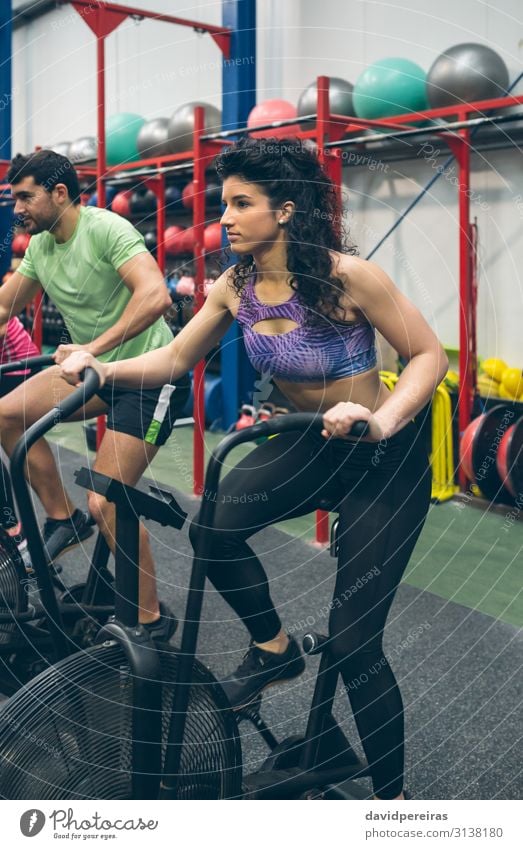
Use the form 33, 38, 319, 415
58, 350, 107, 389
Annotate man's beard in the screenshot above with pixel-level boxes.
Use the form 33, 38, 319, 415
22, 212, 59, 234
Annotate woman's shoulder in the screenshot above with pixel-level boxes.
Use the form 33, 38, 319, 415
209, 264, 251, 310
330, 252, 394, 297
327, 252, 396, 321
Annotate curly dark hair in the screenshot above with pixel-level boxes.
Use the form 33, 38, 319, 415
7, 150, 81, 205
214, 136, 357, 323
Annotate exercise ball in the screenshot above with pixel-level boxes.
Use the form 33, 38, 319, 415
143, 230, 157, 254
130, 189, 157, 215
69, 136, 98, 163
182, 181, 197, 210
298, 77, 354, 129
165, 184, 183, 212
106, 113, 145, 165
137, 117, 170, 158
353, 58, 428, 119
111, 190, 133, 218
426, 43, 509, 109
164, 225, 186, 256
12, 233, 31, 256
204, 222, 223, 254
50, 142, 71, 158
180, 226, 196, 254
86, 186, 118, 209
247, 100, 300, 138
177, 374, 223, 426
168, 102, 221, 154
205, 181, 222, 207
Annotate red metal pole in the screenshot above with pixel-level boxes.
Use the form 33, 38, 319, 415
31, 291, 43, 351
316, 75, 330, 164
455, 128, 473, 489
96, 34, 106, 447
315, 510, 330, 547
96, 35, 106, 209
155, 173, 166, 274
315, 77, 332, 545
192, 107, 206, 496
96, 416, 107, 450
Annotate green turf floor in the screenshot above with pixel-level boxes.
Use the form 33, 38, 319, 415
48, 421, 523, 628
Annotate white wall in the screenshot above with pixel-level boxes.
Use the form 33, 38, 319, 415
11, 0, 523, 362
12, 0, 223, 151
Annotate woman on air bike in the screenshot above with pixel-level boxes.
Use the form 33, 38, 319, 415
59, 137, 447, 801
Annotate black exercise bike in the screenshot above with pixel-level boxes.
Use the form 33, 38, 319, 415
0, 396, 372, 799
0, 356, 115, 694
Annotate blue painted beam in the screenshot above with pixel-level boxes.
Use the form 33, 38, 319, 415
219, 0, 257, 429
0, 0, 13, 279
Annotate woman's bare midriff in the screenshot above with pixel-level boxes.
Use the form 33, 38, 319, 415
276, 366, 392, 415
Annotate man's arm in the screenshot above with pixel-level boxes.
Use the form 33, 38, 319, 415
0, 270, 41, 334
54, 251, 171, 362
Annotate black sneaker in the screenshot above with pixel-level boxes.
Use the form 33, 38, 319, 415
142, 603, 178, 643
220, 636, 305, 709
42, 509, 94, 564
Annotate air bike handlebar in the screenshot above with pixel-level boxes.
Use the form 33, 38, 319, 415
9, 366, 102, 661
0, 354, 56, 376
11, 366, 101, 474
199, 412, 369, 528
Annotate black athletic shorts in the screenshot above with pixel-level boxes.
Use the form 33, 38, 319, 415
96, 374, 191, 447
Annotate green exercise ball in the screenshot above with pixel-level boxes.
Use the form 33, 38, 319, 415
106, 113, 145, 165
353, 58, 428, 120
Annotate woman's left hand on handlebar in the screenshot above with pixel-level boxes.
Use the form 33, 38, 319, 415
322, 402, 385, 441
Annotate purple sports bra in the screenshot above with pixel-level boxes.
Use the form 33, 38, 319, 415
236, 276, 377, 383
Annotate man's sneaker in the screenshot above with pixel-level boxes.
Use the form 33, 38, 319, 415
142, 603, 178, 643
220, 636, 305, 709
42, 509, 94, 564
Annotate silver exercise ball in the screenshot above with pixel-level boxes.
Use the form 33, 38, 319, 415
298, 77, 354, 128
50, 141, 72, 158
426, 43, 509, 108
137, 117, 170, 158
69, 136, 98, 163
168, 102, 222, 153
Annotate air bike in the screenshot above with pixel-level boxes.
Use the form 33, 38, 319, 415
0, 382, 372, 800
0, 356, 116, 693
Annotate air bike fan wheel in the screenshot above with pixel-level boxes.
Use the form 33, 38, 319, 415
0, 641, 242, 799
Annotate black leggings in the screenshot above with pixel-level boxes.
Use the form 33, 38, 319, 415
190, 420, 432, 799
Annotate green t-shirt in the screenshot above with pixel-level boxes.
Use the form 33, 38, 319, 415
18, 206, 173, 362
